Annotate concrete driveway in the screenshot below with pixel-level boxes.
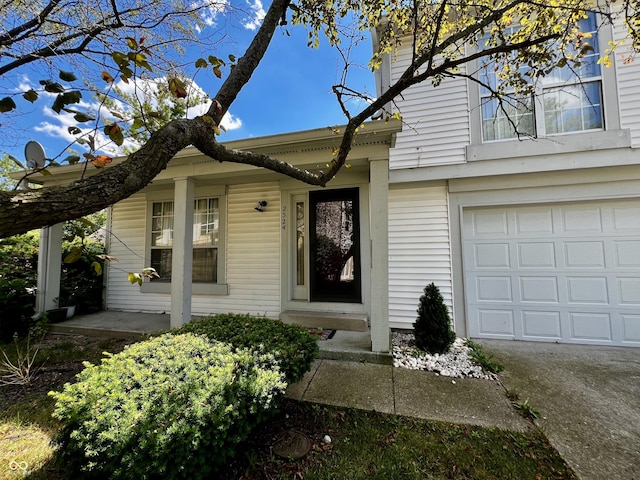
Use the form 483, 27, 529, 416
481, 340, 640, 480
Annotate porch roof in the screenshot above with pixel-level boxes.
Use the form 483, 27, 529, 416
12, 119, 402, 187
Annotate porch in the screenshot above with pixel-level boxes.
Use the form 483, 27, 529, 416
48, 310, 392, 364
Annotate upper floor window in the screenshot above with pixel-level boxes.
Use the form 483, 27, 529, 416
150, 197, 220, 283
480, 13, 603, 142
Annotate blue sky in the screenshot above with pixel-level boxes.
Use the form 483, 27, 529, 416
1, 1, 376, 164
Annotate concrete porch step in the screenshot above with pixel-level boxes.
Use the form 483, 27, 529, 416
317, 330, 392, 365
280, 310, 368, 332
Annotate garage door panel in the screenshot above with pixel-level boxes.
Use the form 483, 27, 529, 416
515, 209, 554, 234
522, 311, 562, 339
471, 211, 509, 236
561, 207, 603, 233
618, 278, 640, 304
612, 206, 640, 230
477, 309, 514, 336
476, 276, 512, 302
518, 242, 556, 268
464, 200, 640, 347
570, 312, 612, 341
563, 241, 606, 268
520, 277, 559, 303
474, 243, 510, 267
621, 314, 640, 343
614, 241, 640, 267
566, 277, 609, 304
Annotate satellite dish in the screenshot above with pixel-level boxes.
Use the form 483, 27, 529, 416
24, 140, 46, 169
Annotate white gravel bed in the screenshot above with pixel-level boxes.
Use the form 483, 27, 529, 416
392, 332, 498, 381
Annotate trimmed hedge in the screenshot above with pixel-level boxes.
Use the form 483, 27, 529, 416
49, 333, 286, 479
174, 313, 319, 384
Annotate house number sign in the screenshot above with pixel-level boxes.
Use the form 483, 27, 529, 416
281, 205, 287, 230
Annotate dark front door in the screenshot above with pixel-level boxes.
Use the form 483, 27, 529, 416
309, 188, 361, 303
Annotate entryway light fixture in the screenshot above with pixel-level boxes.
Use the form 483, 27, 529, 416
254, 200, 268, 212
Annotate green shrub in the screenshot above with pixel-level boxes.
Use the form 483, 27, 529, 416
0, 233, 38, 340
175, 313, 318, 384
0, 230, 104, 339
49, 333, 286, 479
59, 238, 105, 314
413, 283, 456, 354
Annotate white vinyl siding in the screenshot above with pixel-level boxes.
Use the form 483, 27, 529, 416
388, 48, 470, 169
614, 22, 640, 147
388, 185, 452, 329
207, 182, 281, 317
106, 193, 163, 312
106, 182, 281, 318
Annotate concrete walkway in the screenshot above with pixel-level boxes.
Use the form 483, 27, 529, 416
285, 357, 530, 432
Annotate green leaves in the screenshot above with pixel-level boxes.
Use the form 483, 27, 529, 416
194, 53, 238, 80
59, 70, 77, 82
91, 261, 102, 275
0, 97, 16, 113
110, 37, 153, 84
52, 91, 83, 114
168, 77, 188, 99
49, 333, 286, 479
103, 123, 124, 146
127, 272, 143, 285
39, 80, 65, 93
23, 90, 38, 103
63, 246, 83, 264
63, 154, 81, 164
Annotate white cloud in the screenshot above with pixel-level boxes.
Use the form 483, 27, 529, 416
221, 111, 242, 130
195, 0, 230, 33
15, 75, 35, 93
242, 0, 265, 30
33, 107, 139, 156
32, 76, 242, 158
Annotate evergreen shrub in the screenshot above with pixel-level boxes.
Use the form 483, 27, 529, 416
413, 283, 456, 354
49, 333, 286, 479
175, 313, 319, 383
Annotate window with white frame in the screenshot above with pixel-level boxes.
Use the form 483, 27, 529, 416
150, 197, 220, 283
479, 12, 603, 142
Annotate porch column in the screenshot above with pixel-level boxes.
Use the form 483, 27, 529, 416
35, 223, 64, 315
170, 177, 194, 329
369, 157, 390, 352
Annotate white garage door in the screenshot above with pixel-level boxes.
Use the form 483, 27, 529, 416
463, 201, 640, 346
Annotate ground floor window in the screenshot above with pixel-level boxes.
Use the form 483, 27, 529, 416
150, 197, 219, 282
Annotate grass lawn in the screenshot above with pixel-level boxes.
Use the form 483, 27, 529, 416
0, 333, 577, 480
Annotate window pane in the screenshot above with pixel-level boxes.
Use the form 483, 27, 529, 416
481, 97, 534, 141
541, 14, 601, 85
151, 201, 174, 247
193, 198, 219, 246
151, 248, 172, 280
193, 248, 217, 283
150, 248, 217, 283
543, 81, 602, 134
296, 201, 305, 286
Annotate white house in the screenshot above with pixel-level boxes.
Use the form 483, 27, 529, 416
32, 10, 640, 350
384, 11, 640, 348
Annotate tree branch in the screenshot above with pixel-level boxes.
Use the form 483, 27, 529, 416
0, 0, 62, 46
209, 0, 291, 123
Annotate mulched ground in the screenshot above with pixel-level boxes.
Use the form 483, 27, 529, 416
0, 334, 131, 405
